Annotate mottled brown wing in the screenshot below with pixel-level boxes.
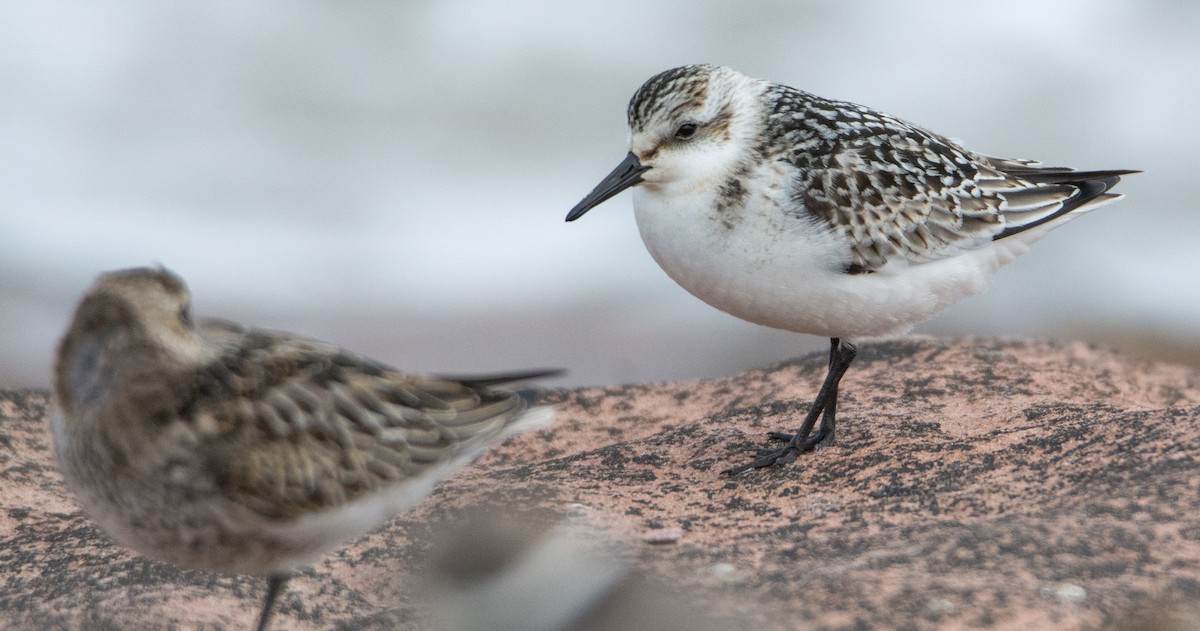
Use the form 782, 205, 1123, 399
801, 131, 1006, 272
801, 133, 1128, 272
187, 320, 534, 520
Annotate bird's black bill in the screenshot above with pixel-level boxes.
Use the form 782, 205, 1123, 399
565, 152, 650, 222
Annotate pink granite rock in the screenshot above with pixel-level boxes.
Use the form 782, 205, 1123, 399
2, 338, 1199, 629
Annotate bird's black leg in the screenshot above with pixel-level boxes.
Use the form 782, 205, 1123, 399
255, 574, 288, 631
774, 338, 856, 449
813, 337, 845, 445
765, 338, 842, 444
722, 338, 857, 476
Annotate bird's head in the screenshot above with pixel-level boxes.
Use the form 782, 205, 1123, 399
566, 64, 764, 221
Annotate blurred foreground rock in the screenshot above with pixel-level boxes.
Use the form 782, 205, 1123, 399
3, 338, 1200, 630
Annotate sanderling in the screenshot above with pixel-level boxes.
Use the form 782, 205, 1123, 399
51, 266, 558, 630
565, 64, 1135, 476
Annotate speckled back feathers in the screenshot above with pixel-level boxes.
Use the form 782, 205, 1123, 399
625, 65, 1135, 273
178, 318, 544, 520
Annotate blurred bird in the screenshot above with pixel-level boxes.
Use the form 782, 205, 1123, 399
51, 266, 558, 631
422, 507, 728, 631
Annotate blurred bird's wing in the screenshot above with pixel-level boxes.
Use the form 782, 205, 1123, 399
186, 319, 547, 520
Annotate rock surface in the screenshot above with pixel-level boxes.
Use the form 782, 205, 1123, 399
3, 338, 1200, 630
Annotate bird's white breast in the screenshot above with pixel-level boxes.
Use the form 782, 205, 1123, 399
630, 165, 1031, 340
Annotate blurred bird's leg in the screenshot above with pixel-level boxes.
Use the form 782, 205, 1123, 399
254, 574, 288, 631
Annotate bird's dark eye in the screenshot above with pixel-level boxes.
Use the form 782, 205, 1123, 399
178, 305, 193, 326
674, 123, 698, 140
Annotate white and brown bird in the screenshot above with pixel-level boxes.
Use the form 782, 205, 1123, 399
566, 64, 1136, 476
51, 266, 558, 630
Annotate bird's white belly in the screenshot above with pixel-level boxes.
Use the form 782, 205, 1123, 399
632, 188, 1020, 340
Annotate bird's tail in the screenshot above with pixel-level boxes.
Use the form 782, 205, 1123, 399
981, 158, 1139, 240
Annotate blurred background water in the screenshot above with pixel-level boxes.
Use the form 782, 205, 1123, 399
3, 0, 1198, 388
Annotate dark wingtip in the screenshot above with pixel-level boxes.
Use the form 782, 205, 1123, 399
993, 169, 1135, 241
1001, 167, 1140, 184
440, 369, 566, 388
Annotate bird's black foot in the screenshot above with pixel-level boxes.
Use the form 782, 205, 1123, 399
762, 429, 834, 450
722, 431, 829, 476
720, 338, 856, 478
722, 441, 804, 476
